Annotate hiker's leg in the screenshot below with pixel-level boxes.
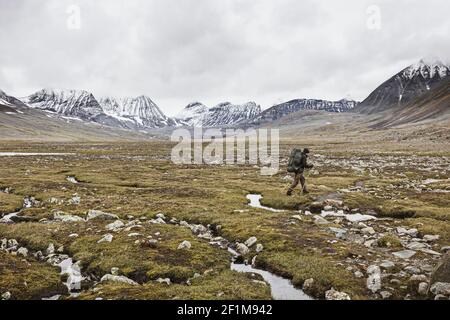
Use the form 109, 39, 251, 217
287, 172, 300, 195
300, 172, 307, 193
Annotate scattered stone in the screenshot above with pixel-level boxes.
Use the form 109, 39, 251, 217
418, 282, 429, 296
156, 213, 166, 220
236, 243, 250, 255
404, 266, 421, 275
46, 243, 55, 255
325, 288, 351, 300
423, 235, 440, 242
244, 237, 257, 248
380, 291, 392, 299
100, 274, 138, 286
329, 227, 347, 238
1, 292, 11, 300
111, 267, 120, 276
429, 282, 450, 296
361, 227, 376, 235
367, 265, 381, 293
156, 278, 171, 285
419, 248, 441, 256
409, 274, 427, 282
177, 240, 191, 250
255, 244, 264, 253
354, 271, 364, 278
313, 215, 329, 225
105, 220, 125, 231
303, 278, 314, 291
406, 242, 428, 250
69, 233, 79, 238
86, 210, 118, 221
392, 250, 416, 260
151, 218, 166, 224
292, 215, 302, 221
98, 234, 113, 244
17, 247, 28, 257
380, 260, 395, 270
53, 211, 84, 222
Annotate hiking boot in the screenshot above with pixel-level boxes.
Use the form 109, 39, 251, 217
303, 190, 309, 194
286, 190, 293, 196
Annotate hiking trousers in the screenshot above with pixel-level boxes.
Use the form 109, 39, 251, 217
288, 170, 307, 193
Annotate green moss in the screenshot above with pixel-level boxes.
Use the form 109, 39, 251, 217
0, 251, 67, 300
377, 234, 402, 248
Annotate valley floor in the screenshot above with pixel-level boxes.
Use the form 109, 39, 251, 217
0, 134, 449, 300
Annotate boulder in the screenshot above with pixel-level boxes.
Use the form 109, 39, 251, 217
392, 250, 416, 260
100, 274, 138, 286
325, 288, 351, 300
430, 282, 450, 296
1, 291, 11, 300
177, 240, 192, 250
256, 244, 264, 253
86, 210, 118, 221
244, 237, 257, 248
367, 265, 381, 293
105, 220, 125, 231
430, 253, 450, 285
236, 243, 250, 255
303, 278, 314, 291
46, 243, 55, 255
17, 247, 28, 257
97, 234, 113, 244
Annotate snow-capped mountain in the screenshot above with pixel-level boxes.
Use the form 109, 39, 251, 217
24, 89, 105, 120
250, 98, 358, 124
176, 101, 261, 127
23, 89, 177, 129
357, 58, 450, 114
1, 89, 29, 108
99, 96, 176, 128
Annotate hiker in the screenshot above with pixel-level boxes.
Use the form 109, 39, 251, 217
286, 148, 313, 196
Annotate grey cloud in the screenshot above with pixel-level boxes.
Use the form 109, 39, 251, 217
0, 0, 448, 115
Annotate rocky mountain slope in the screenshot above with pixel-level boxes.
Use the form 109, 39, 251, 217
249, 99, 358, 124
176, 101, 261, 127
99, 96, 177, 128
356, 59, 450, 114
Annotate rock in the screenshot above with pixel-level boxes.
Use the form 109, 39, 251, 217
255, 244, 264, 253
236, 243, 250, 255
434, 294, 448, 300
418, 282, 429, 295
151, 217, 166, 224
397, 227, 418, 237
329, 227, 347, 238
309, 202, 323, 214
429, 282, 450, 296
409, 274, 428, 282
361, 227, 376, 235
69, 233, 79, 238
380, 291, 392, 299
177, 240, 191, 250
68, 195, 81, 205
244, 236, 257, 248
367, 265, 381, 293
419, 248, 441, 256
128, 233, 140, 237
354, 271, 364, 278
430, 253, 450, 285
441, 246, 450, 253
313, 215, 329, 225
404, 266, 421, 275
392, 250, 416, 260
7, 239, 18, 250
156, 213, 166, 220
141, 239, 158, 248
100, 274, 138, 286
380, 260, 395, 269
190, 224, 207, 234
97, 234, 113, 244
303, 278, 314, 291
86, 210, 119, 221
17, 247, 28, 257
1, 291, 11, 300
156, 278, 171, 285
46, 243, 55, 255
324, 205, 333, 211
423, 235, 440, 242
325, 288, 351, 300
292, 215, 302, 221
324, 199, 343, 207
105, 220, 125, 231
111, 267, 120, 276
406, 242, 428, 250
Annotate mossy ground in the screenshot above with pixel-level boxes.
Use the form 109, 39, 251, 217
0, 139, 448, 300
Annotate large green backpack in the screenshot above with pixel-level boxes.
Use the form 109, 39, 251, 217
287, 149, 305, 173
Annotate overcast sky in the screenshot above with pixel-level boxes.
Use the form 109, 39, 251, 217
1, 0, 449, 116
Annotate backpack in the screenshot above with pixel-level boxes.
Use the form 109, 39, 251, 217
287, 149, 305, 173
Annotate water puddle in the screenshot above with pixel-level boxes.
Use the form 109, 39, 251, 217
246, 194, 284, 212
0, 152, 74, 157
321, 210, 377, 222
231, 263, 312, 300
0, 211, 20, 224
